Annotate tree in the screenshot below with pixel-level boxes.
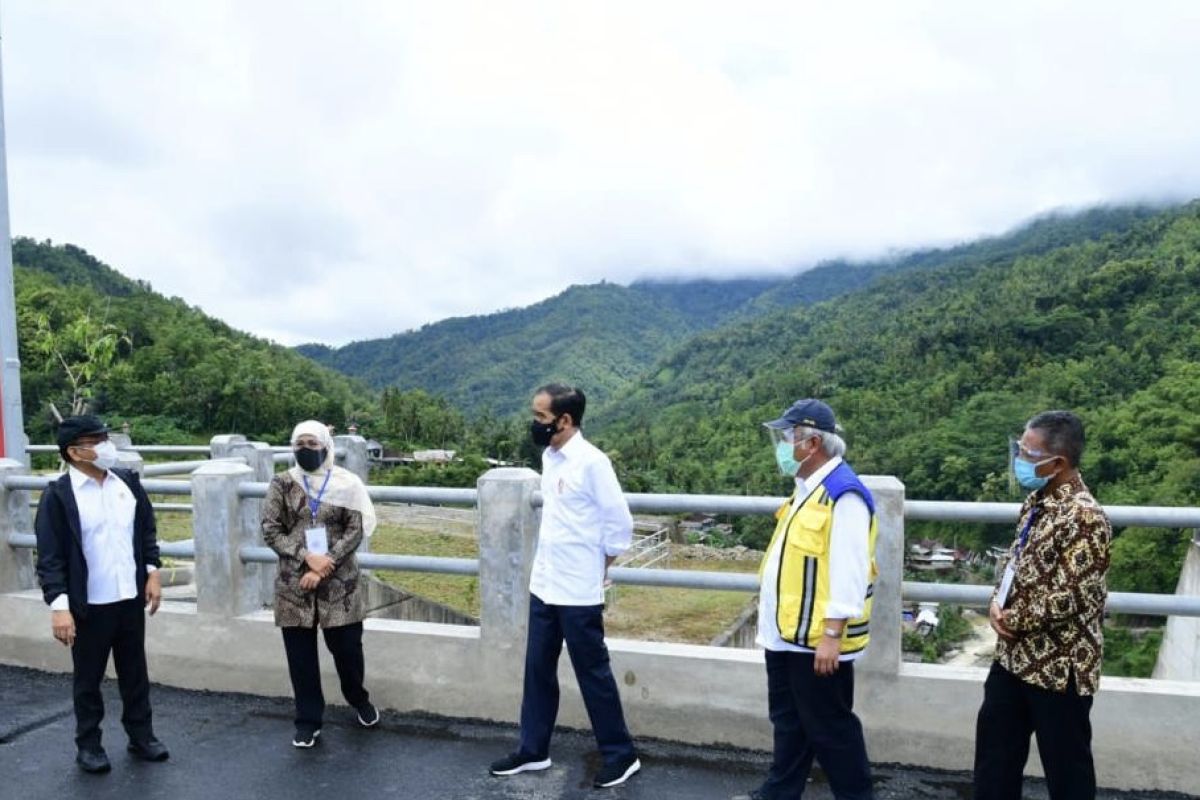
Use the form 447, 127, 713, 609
27, 304, 130, 419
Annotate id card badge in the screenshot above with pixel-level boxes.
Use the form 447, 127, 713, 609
305, 526, 329, 556
995, 563, 1016, 608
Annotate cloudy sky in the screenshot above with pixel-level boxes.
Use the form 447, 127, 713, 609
4, 2, 1200, 346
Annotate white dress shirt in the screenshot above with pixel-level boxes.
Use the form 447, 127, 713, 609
529, 431, 634, 606
757, 456, 872, 660
49, 467, 154, 611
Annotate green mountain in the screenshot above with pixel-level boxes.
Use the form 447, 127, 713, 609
740, 205, 1165, 316
589, 201, 1200, 588
13, 238, 369, 444
297, 279, 783, 417
300, 206, 1162, 419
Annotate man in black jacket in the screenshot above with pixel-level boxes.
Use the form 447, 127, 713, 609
35, 415, 169, 773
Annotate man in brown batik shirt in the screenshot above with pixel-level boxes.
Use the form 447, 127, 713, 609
974, 410, 1111, 800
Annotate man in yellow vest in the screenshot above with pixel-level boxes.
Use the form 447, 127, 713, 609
737, 399, 877, 800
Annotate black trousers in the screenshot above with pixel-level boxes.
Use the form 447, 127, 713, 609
517, 594, 635, 766
281, 622, 370, 730
71, 598, 154, 750
974, 662, 1096, 800
760, 650, 873, 800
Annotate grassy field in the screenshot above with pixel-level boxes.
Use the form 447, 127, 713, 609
368, 519, 760, 644
369, 522, 483, 617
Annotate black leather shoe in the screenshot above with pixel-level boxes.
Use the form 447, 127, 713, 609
76, 747, 112, 774
127, 737, 170, 762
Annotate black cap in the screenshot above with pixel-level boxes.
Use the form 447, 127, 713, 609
55, 415, 110, 449
763, 399, 838, 434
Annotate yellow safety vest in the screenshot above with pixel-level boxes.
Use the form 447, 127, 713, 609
760, 480, 878, 653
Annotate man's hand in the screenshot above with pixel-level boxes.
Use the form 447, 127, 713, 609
814, 635, 841, 676
989, 601, 1016, 640
145, 571, 162, 616
299, 572, 322, 591
52, 610, 76, 647
305, 552, 335, 578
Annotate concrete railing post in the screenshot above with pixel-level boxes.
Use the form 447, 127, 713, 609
192, 461, 260, 616
860, 475, 904, 674
477, 468, 542, 665
334, 435, 369, 482
0, 458, 35, 592
115, 448, 144, 475
209, 434, 247, 460
228, 441, 277, 605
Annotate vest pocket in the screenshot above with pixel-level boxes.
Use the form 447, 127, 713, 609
786, 509, 828, 555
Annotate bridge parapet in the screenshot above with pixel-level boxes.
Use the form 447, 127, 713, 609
1, 460, 1199, 792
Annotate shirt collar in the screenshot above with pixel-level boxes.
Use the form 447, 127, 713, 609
1031, 473, 1088, 512
796, 456, 843, 495
68, 465, 103, 489
548, 430, 585, 460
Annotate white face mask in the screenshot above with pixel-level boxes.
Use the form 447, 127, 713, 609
89, 440, 119, 471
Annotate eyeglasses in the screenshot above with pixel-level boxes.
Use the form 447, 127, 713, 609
1008, 439, 1056, 462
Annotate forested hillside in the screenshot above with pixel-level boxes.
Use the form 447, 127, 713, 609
13, 238, 368, 444
590, 202, 1200, 590
298, 279, 787, 417
299, 206, 1161, 419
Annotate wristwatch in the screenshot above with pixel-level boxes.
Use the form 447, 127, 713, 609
823, 627, 841, 639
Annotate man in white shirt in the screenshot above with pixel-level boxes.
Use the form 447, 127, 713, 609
738, 399, 876, 800
34, 416, 168, 774
490, 384, 640, 789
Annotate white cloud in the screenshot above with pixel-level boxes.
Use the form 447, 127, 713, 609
4, 1, 1200, 345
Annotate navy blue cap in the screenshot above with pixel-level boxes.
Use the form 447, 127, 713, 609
55, 415, 110, 449
763, 399, 838, 434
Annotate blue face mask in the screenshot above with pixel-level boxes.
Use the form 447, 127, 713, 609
1013, 456, 1055, 491
775, 440, 803, 477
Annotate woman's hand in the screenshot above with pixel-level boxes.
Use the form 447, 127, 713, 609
299, 572, 323, 591
304, 552, 335, 578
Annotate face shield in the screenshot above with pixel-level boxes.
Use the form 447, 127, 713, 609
765, 425, 797, 448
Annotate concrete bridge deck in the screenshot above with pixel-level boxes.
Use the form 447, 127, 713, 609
1, 665, 1194, 800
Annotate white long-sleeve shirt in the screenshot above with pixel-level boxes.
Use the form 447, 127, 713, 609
756, 457, 871, 660
529, 431, 633, 606
49, 467, 154, 612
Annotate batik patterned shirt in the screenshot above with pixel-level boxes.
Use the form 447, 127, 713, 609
994, 475, 1111, 695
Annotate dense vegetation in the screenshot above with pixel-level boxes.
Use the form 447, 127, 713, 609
298, 278, 784, 417
587, 203, 1200, 594
13, 238, 367, 444
298, 206, 1161, 419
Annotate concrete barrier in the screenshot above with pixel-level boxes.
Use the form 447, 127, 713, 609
1155, 533, 1200, 681
2, 462, 1199, 792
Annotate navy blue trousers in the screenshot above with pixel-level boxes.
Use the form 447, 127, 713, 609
760, 650, 873, 800
517, 594, 635, 766
974, 662, 1096, 800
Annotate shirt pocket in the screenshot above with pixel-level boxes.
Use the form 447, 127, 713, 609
785, 508, 828, 555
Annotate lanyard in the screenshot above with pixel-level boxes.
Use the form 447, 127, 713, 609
1012, 507, 1040, 563
301, 471, 332, 524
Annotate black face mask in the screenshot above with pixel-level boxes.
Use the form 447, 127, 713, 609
295, 447, 326, 472
529, 417, 559, 447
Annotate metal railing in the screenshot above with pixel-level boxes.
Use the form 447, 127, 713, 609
5, 474, 1199, 617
